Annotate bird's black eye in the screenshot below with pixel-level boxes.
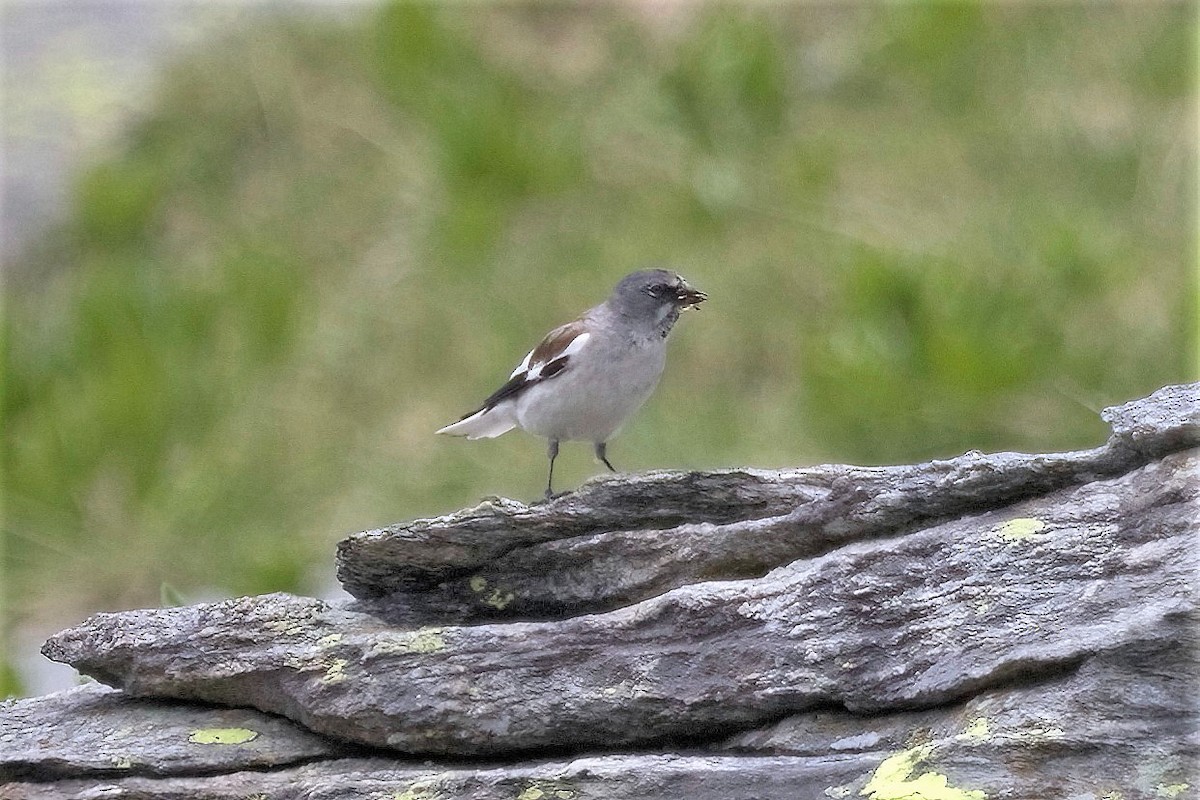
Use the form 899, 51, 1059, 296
645, 283, 672, 299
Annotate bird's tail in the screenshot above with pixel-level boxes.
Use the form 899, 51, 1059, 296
435, 403, 517, 439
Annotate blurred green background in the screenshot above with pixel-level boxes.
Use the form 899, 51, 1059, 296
2, 2, 1196, 697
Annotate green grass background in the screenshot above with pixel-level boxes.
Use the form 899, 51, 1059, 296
3, 3, 1195, 696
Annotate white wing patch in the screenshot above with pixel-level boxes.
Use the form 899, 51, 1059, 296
536, 331, 589, 379
517, 332, 590, 382
561, 331, 591, 357
438, 326, 590, 437
509, 350, 534, 379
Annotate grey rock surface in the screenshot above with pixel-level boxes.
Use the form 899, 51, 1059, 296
337, 383, 1200, 623
0, 754, 909, 800
8, 383, 1198, 798
40, 446, 1199, 756
0, 683, 352, 781
5, 641, 1194, 798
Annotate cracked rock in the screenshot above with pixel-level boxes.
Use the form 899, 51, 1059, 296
40, 452, 1198, 755
337, 384, 1200, 624
7, 383, 1198, 798
0, 683, 353, 782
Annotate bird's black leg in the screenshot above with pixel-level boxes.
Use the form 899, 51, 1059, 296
545, 439, 560, 500
595, 441, 617, 472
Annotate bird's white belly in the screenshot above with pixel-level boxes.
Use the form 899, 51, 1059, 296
515, 343, 665, 442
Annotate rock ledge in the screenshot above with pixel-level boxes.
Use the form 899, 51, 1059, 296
4, 383, 1197, 799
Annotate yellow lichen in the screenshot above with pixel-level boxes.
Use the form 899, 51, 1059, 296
468, 576, 515, 609
187, 727, 260, 745
407, 627, 447, 653
264, 619, 307, 636
484, 587, 515, 610
370, 628, 448, 656
321, 658, 348, 684
517, 782, 574, 800
393, 779, 441, 800
1157, 784, 1190, 798
861, 744, 986, 800
995, 518, 1048, 541
961, 717, 990, 741
316, 633, 343, 647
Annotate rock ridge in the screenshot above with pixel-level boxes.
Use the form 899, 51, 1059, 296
4, 382, 1196, 799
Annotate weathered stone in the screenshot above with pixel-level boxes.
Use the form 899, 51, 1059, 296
1102, 381, 1200, 456
41, 446, 1197, 756
337, 383, 1200, 623
3, 641, 1194, 798
12, 383, 1197, 798
0, 754, 908, 800
0, 683, 352, 782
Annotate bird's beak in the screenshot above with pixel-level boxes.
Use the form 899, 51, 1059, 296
676, 283, 707, 310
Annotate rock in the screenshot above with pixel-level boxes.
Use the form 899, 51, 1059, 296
336, 383, 1200, 623
4, 642, 1195, 798
0, 753, 925, 800
0, 683, 352, 782
10, 383, 1198, 798
40, 452, 1198, 755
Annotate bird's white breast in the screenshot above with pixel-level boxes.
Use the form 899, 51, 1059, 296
514, 336, 667, 442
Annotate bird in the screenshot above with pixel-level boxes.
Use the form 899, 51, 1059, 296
437, 268, 707, 499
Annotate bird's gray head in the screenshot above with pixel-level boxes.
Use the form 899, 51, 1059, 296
607, 268, 707, 337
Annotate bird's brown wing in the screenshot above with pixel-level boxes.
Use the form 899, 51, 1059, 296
463, 319, 591, 418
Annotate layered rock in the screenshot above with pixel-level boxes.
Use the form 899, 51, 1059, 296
3, 383, 1196, 799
